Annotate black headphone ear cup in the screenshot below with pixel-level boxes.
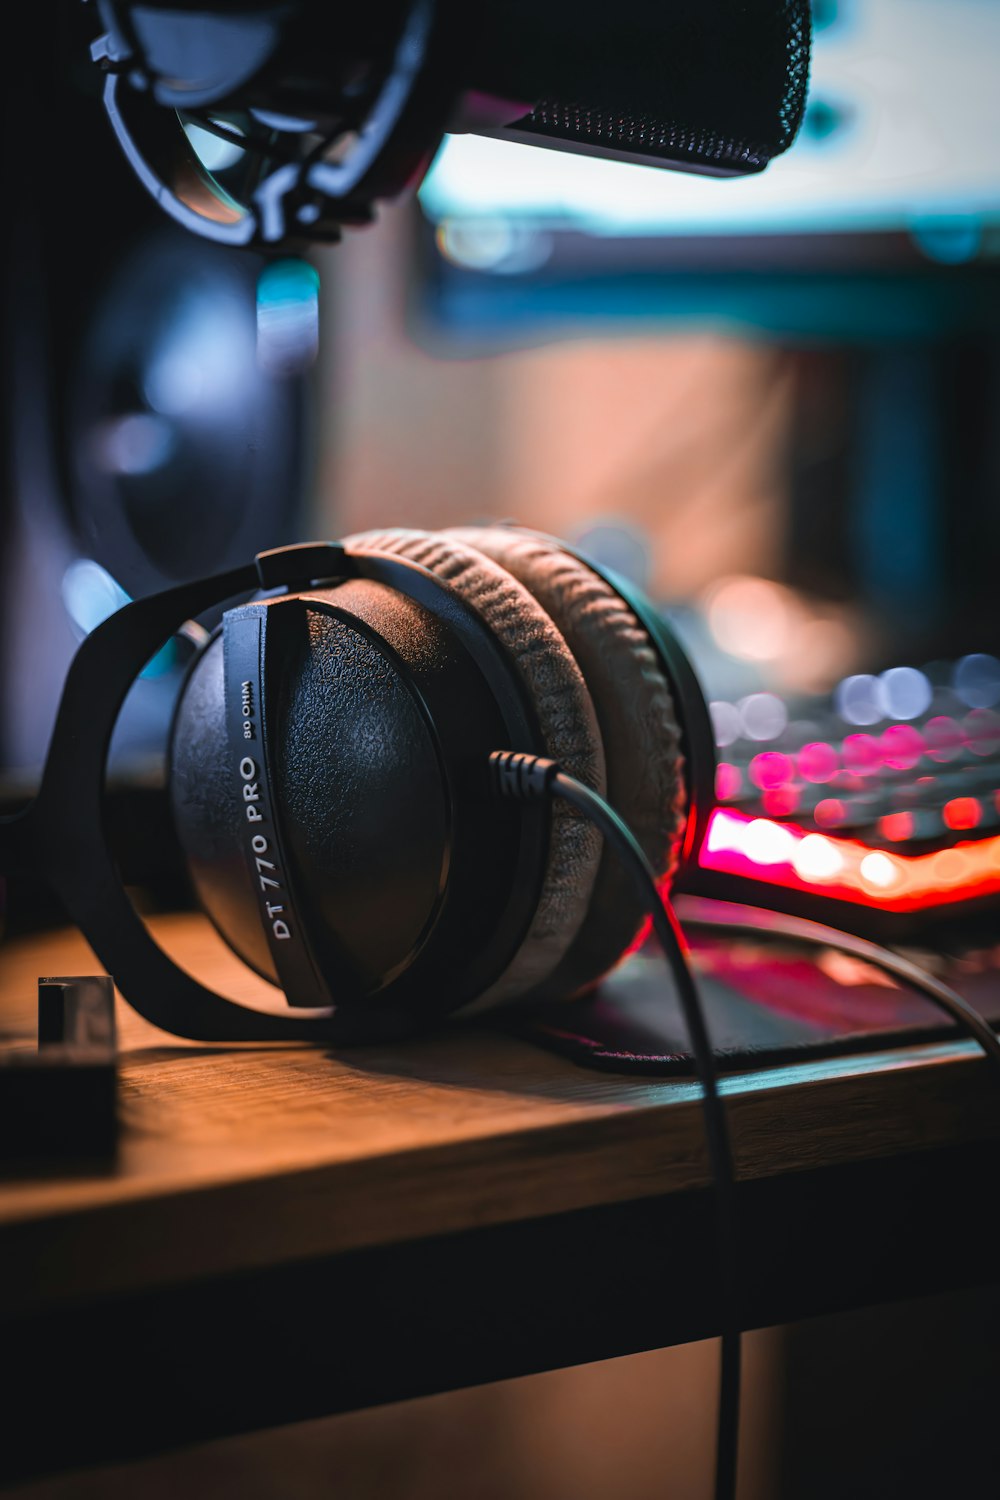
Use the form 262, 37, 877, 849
344, 528, 608, 1005
170, 584, 459, 995
446, 527, 685, 997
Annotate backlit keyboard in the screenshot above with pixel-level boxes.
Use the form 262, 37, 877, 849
687, 655, 1000, 935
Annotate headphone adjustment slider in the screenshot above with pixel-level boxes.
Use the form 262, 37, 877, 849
255, 543, 348, 593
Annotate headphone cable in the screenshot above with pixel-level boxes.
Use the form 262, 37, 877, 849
489, 755, 1000, 1497
489, 751, 741, 1500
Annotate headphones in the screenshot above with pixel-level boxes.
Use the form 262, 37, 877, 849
1, 526, 715, 1043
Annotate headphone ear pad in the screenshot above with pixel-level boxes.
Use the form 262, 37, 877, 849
344, 527, 608, 1006
446, 527, 685, 998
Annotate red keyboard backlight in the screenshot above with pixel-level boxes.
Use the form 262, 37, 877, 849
701, 808, 1000, 912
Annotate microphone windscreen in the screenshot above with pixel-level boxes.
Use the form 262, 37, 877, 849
461, 0, 811, 175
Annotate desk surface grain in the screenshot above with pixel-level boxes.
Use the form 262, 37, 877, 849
1, 913, 997, 1317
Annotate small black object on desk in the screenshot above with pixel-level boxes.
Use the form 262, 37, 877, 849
0, 974, 117, 1164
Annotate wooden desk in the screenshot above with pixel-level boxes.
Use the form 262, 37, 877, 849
1, 915, 998, 1482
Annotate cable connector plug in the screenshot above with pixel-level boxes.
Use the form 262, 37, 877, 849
488, 751, 560, 801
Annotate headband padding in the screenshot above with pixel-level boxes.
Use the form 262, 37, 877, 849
345, 528, 607, 1004
447, 528, 685, 995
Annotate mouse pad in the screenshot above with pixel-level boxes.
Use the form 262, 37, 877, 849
509, 922, 1000, 1076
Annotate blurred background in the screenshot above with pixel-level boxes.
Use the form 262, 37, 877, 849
4, 0, 1000, 796
2, 1, 999, 1495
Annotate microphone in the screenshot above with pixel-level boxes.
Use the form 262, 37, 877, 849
89, 0, 811, 248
